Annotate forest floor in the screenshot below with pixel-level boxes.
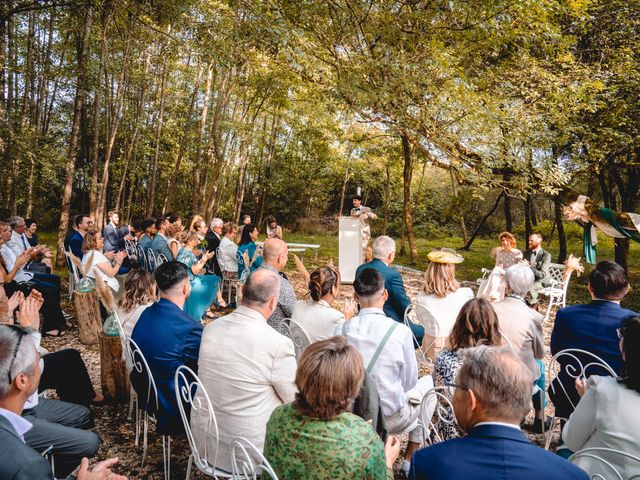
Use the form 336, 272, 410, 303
38, 229, 640, 478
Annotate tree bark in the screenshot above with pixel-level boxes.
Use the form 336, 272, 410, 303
554, 195, 567, 263
524, 196, 532, 242
383, 162, 390, 235
401, 134, 418, 262
462, 191, 504, 250
98, 332, 130, 402
74, 290, 102, 345
56, 2, 92, 268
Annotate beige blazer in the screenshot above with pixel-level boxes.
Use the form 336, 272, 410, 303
191, 305, 297, 472
491, 297, 545, 378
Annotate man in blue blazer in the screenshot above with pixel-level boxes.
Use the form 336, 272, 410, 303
131, 261, 202, 435
355, 235, 423, 344
103, 210, 131, 253
550, 260, 636, 419
150, 217, 175, 261
410, 346, 588, 480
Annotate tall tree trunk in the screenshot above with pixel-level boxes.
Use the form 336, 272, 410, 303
88, 26, 106, 218
233, 140, 250, 223
56, 2, 92, 268
401, 134, 418, 262
190, 63, 213, 213
450, 167, 468, 243
383, 162, 390, 235
524, 195, 533, 242
257, 115, 280, 226
338, 167, 350, 217
462, 191, 504, 250
503, 180, 513, 232
554, 195, 567, 263
146, 49, 168, 217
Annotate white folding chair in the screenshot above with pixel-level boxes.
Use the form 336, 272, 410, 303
403, 304, 429, 367
125, 239, 138, 263
112, 313, 138, 421
126, 337, 171, 480
157, 253, 168, 268
417, 386, 457, 446
413, 303, 443, 365
146, 249, 158, 273
540, 263, 572, 324
137, 244, 147, 270
288, 320, 311, 360
174, 366, 233, 479
217, 247, 237, 305
569, 447, 640, 480
543, 349, 617, 450
64, 246, 81, 299
230, 437, 279, 480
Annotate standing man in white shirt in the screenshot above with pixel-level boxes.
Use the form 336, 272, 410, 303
338, 268, 435, 479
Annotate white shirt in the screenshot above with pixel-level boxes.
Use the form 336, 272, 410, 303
475, 421, 521, 431
0, 245, 33, 282
0, 407, 33, 440
7, 230, 30, 256
218, 236, 238, 273
291, 299, 345, 343
417, 287, 474, 338
81, 249, 120, 292
336, 307, 417, 416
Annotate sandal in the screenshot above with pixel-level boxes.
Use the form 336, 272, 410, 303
43, 330, 66, 338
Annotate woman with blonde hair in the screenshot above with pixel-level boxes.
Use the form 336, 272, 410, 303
291, 265, 355, 342
115, 269, 157, 337
188, 215, 204, 234
417, 249, 473, 359
478, 231, 523, 302
166, 223, 183, 260
81, 230, 127, 293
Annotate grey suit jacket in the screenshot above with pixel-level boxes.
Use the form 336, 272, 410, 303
0, 415, 55, 480
150, 233, 174, 261
524, 247, 551, 284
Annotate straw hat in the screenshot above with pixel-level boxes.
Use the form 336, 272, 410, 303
427, 248, 464, 264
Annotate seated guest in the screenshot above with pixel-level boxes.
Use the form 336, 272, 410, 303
339, 268, 435, 478
410, 346, 588, 480
264, 336, 399, 479
205, 218, 223, 276
131, 261, 203, 435
192, 268, 296, 472
6, 216, 53, 272
166, 223, 182, 260
478, 231, 523, 302
291, 265, 354, 342
218, 221, 238, 276
23, 219, 40, 248
492, 264, 548, 432
115, 269, 157, 338
150, 217, 174, 260
563, 315, 640, 479
103, 210, 132, 253
524, 233, 551, 306
0, 325, 125, 480
65, 214, 93, 259
81, 230, 127, 293
193, 219, 208, 242
260, 238, 296, 333
266, 215, 283, 240
188, 215, 204, 235
417, 249, 473, 359
165, 212, 182, 227
137, 218, 156, 252
355, 236, 422, 344
176, 233, 220, 320
550, 260, 636, 420
0, 222, 66, 337
433, 298, 503, 440
237, 222, 262, 277
236, 214, 252, 243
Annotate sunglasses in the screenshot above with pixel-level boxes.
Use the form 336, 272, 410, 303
6, 325, 28, 384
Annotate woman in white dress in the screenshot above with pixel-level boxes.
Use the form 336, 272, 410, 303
417, 249, 473, 360
115, 269, 157, 338
562, 315, 640, 479
266, 215, 283, 240
291, 265, 355, 343
81, 230, 126, 293
477, 231, 523, 302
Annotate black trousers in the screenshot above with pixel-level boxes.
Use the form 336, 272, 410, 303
4, 280, 65, 332
40, 349, 97, 407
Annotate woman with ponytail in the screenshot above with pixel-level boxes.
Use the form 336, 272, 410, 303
291, 265, 355, 343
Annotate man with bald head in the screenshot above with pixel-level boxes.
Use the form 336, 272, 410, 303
260, 238, 297, 334
194, 268, 297, 472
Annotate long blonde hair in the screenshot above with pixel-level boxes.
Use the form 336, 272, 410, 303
117, 269, 157, 313
423, 262, 460, 297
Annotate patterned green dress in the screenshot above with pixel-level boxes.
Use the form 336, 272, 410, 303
263, 402, 392, 480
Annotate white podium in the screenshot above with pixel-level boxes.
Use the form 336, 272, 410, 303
339, 217, 363, 284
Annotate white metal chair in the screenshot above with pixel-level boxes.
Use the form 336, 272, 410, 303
146, 249, 158, 273
276, 318, 292, 338
288, 320, 311, 360
64, 246, 81, 299
112, 312, 138, 421
230, 437, 279, 480
217, 247, 237, 305
568, 447, 640, 480
403, 304, 429, 367
136, 244, 147, 270
126, 337, 171, 480
157, 253, 168, 268
174, 365, 233, 479
543, 349, 617, 450
125, 239, 138, 263
417, 386, 454, 446
539, 263, 571, 324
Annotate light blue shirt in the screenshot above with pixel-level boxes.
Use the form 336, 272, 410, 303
0, 407, 32, 441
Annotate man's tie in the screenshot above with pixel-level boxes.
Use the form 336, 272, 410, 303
530, 251, 537, 267
21, 235, 28, 250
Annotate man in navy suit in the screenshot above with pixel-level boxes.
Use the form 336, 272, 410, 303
64, 214, 93, 259
103, 211, 132, 253
131, 261, 202, 435
410, 346, 588, 480
355, 236, 423, 344
550, 260, 636, 419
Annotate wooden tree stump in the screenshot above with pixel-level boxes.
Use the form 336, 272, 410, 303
73, 290, 102, 344
98, 332, 130, 402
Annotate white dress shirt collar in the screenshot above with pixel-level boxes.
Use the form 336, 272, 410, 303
235, 305, 268, 323
474, 421, 521, 431
0, 407, 33, 440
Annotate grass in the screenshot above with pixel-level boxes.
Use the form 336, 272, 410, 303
38, 228, 640, 310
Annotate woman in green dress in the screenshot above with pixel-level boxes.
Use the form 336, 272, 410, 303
176, 233, 219, 320
263, 336, 399, 480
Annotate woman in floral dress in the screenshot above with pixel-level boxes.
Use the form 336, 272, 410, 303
176, 233, 219, 320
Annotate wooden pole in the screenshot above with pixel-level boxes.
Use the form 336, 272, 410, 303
73, 290, 101, 344
98, 332, 130, 402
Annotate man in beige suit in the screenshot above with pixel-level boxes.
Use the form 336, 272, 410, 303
191, 268, 297, 472
491, 263, 549, 433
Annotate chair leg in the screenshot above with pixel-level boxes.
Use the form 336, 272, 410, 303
134, 402, 141, 447
185, 455, 192, 480
141, 412, 149, 468
543, 299, 554, 325
162, 435, 171, 480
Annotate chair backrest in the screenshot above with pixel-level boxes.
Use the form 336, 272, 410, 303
415, 303, 440, 338
418, 386, 456, 446
126, 337, 160, 417
548, 348, 617, 415
230, 437, 279, 479
146, 249, 158, 273
136, 244, 147, 270
569, 447, 640, 480
289, 320, 311, 360
174, 365, 221, 476
125, 239, 138, 261
111, 311, 132, 369
65, 246, 82, 282
156, 253, 168, 267
548, 263, 566, 285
